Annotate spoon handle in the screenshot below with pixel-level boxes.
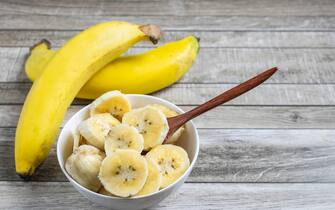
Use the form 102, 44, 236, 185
164, 67, 278, 142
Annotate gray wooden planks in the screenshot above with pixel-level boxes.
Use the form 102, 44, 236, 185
0, 182, 335, 210
2, 31, 335, 48
1, 83, 335, 105
2, 0, 335, 32
2, 0, 335, 16
2, 47, 335, 84
1, 105, 335, 128
2, 128, 335, 182
1, 0, 335, 209
1, 16, 335, 31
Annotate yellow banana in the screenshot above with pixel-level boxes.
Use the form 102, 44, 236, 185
25, 36, 199, 99
25, 39, 55, 81
15, 22, 161, 178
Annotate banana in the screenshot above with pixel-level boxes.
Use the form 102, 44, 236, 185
25, 36, 199, 99
99, 149, 148, 197
25, 39, 55, 81
78, 113, 120, 150
122, 106, 169, 151
104, 124, 144, 156
146, 144, 190, 188
90, 90, 131, 120
65, 145, 105, 192
15, 22, 161, 177
98, 186, 113, 196
149, 104, 184, 144
72, 129, 87, 152
137, 158, 162, 196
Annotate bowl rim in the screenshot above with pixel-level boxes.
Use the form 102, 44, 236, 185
57, 94, 200, 200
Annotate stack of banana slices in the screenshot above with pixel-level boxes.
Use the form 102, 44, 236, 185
65, 90, 190, 197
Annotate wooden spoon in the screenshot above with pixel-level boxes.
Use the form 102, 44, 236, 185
163, 67, 278, 143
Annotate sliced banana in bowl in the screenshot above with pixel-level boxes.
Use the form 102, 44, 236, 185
65, 145, 105, 192
148, 104, 185, 143
72, 129, 87, 152
78, 113, 120, 150
146, 144, 190, 188
98, 186, 113, 196
137, 158, 162, 196
99, 149, 148, 197
122, 106, 169, 150
104, 124, 144, 155
58, 92, 199, 209
90, 90, 131, 120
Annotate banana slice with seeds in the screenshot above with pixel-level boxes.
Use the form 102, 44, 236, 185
90, 90, 131, 120
78, 113, 120, 150
148, 104, 184, 144
146, 144, 190, 188
99, 149, 148, 197
65, 145, 105, 192
104, 124, 144, 156
122, 106, 169, 150
137, 158, 162, 196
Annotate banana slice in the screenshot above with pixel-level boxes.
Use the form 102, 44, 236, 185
146, 144, 190, 189
98, 186, 113, 196
99, 149, 148, 197
72, 129, 87, 152
137, 158, 162, 196
122, 106, 169, 150
65, 145, 105, 192
104, 124, 144, 156
90, 90, 131, 120
78, 113, 120, 150
148, 104, 184, 144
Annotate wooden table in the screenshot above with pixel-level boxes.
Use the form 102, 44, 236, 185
1, 0, 335, 209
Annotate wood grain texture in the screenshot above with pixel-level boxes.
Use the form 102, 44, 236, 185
0, 182, 335, 209
2, 83, 335, 105
1, 15, 335, 31
2, 0, 335, 16
2, 47, 335, 84
1, 128, 335, 182
1, 105, 335, 128
1, 0, 335, 209
2, 31, 335, 48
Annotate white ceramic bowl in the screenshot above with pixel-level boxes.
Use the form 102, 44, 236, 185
57, 94, 200, 210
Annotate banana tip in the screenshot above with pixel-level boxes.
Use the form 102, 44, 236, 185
17, 173, 32, 181
139, 24, 162, 44
30, 39, 52, 52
